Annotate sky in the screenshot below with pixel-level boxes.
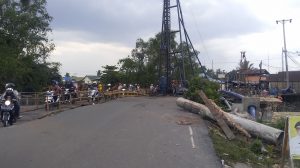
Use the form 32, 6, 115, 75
46, 0, 300, 77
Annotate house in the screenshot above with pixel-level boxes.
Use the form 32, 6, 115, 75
269, 71, 300, 92
238, 69, 269, 84
71, 76, 84, 82
81, 75, 101, 84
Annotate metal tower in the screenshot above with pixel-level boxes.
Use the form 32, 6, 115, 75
160, 0, 205, 93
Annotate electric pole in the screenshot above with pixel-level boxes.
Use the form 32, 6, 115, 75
276, 19, 292, 88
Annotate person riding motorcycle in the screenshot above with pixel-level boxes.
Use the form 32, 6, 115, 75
1, 83, 20, 119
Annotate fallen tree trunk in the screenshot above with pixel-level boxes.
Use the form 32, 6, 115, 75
176, 97, 284, 144
198, 91, 236, 140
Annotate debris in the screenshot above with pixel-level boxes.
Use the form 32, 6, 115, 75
199, 91, 251, 138
176, 120, 192, 125
176, 97, 284, 144
199, 90, 235, 140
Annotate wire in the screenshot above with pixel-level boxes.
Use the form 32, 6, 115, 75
189, 7, 210, 61
287, 54, 300, 67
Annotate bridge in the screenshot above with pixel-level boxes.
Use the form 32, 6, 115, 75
0, 95, 221, 168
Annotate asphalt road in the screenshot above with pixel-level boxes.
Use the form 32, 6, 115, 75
0, 97, 221, 168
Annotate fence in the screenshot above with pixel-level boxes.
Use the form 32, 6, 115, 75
19, 90, 146, 112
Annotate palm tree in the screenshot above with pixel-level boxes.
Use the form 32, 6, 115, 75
239, 59, 254, 71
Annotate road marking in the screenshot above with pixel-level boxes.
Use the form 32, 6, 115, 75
189, 126, 193, 136
189, 126, 196, 149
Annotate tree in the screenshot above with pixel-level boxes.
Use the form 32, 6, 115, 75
184, 77, 220, 104
96, 70, 102, 77
117, 32, 202, 87
0, 0, 59, 91
238, 57, 254, 71
100, 65, 121, 85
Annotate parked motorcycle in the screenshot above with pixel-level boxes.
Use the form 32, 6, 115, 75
63, 87, 77, 104
88, 88, 99, 104
45, 91, 60, 110
1, 96, 16, 127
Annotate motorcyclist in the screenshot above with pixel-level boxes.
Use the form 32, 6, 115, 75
65, 80, 76, 92
1, 83, 20, 119
64, 80, 77, 99
91, 82, 98, 90
89, 82, 99, 95
51, 80, 62, 102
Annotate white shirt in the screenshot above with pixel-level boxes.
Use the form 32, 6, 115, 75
290, 135, 300, 156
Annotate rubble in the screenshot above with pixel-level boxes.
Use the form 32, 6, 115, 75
176, 97, 284, 144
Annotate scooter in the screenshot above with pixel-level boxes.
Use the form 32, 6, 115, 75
88, 88, 99, 104
1, 96, 17, 127
45, 91, 60, 110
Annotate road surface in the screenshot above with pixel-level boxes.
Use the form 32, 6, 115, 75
0, 97, 221, 168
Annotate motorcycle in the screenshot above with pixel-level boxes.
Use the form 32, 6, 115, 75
63, 87, 77, 104
1, 96, 16, 127
45, 91, 60, 110
63, 88, 71, 103
88, 88, 99, 104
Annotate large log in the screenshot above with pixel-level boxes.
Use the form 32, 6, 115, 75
176, 97, 284, 144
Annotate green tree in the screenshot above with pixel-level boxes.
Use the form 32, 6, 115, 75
0, 0, 59, 91
101, 65, 121, 85
184, 77, 220, 103
117, 32, 202, 87
238, 58, 254, 71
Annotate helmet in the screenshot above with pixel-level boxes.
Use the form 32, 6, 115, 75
107, 84, 111, 87
5, 83, 15, 89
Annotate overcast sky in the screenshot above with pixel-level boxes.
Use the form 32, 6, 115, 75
47, 0, 300, 76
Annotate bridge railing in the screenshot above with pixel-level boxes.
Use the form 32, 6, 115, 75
19, 89, 147, 112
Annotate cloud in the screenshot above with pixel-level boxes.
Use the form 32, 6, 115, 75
47, 0, 162, 45
49, 37, 131, 76
47, 0, 265, 44
46, 0, 300, 75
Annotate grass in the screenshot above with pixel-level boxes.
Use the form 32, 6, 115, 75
267, 117, 285, 130
209, 128, 280, 167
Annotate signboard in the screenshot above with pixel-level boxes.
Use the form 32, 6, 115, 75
289, 116, 300, 160
218, 74, 226, 79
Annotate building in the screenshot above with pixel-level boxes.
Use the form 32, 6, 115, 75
81, 75, 101, 84
269, 71, 300, 92
238, 69, 269, 84
71, 76, 84, 82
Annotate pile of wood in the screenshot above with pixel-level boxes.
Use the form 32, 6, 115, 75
176, 91, 284, 145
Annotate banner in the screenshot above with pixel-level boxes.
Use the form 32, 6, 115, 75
289, 116, 300, 160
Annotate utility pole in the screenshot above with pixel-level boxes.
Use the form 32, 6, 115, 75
276, 19, 292, 87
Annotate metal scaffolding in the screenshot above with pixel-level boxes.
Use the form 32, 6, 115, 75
159, 0, 205, 93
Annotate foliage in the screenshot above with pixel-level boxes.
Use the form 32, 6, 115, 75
184, 77, 220, 103
262, 117, 285, 131
210, 129, 278, 167
250, 139, 263, 154
114, 33, 202, 87
238, 57, 254, 71
0, 0, 60, 91
100, 65, 122, 85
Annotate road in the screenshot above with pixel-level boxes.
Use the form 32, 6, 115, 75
0, 97, 221, 168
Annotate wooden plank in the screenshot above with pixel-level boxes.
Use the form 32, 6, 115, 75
199, 90, 235, 140
280, 117, 289, 168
